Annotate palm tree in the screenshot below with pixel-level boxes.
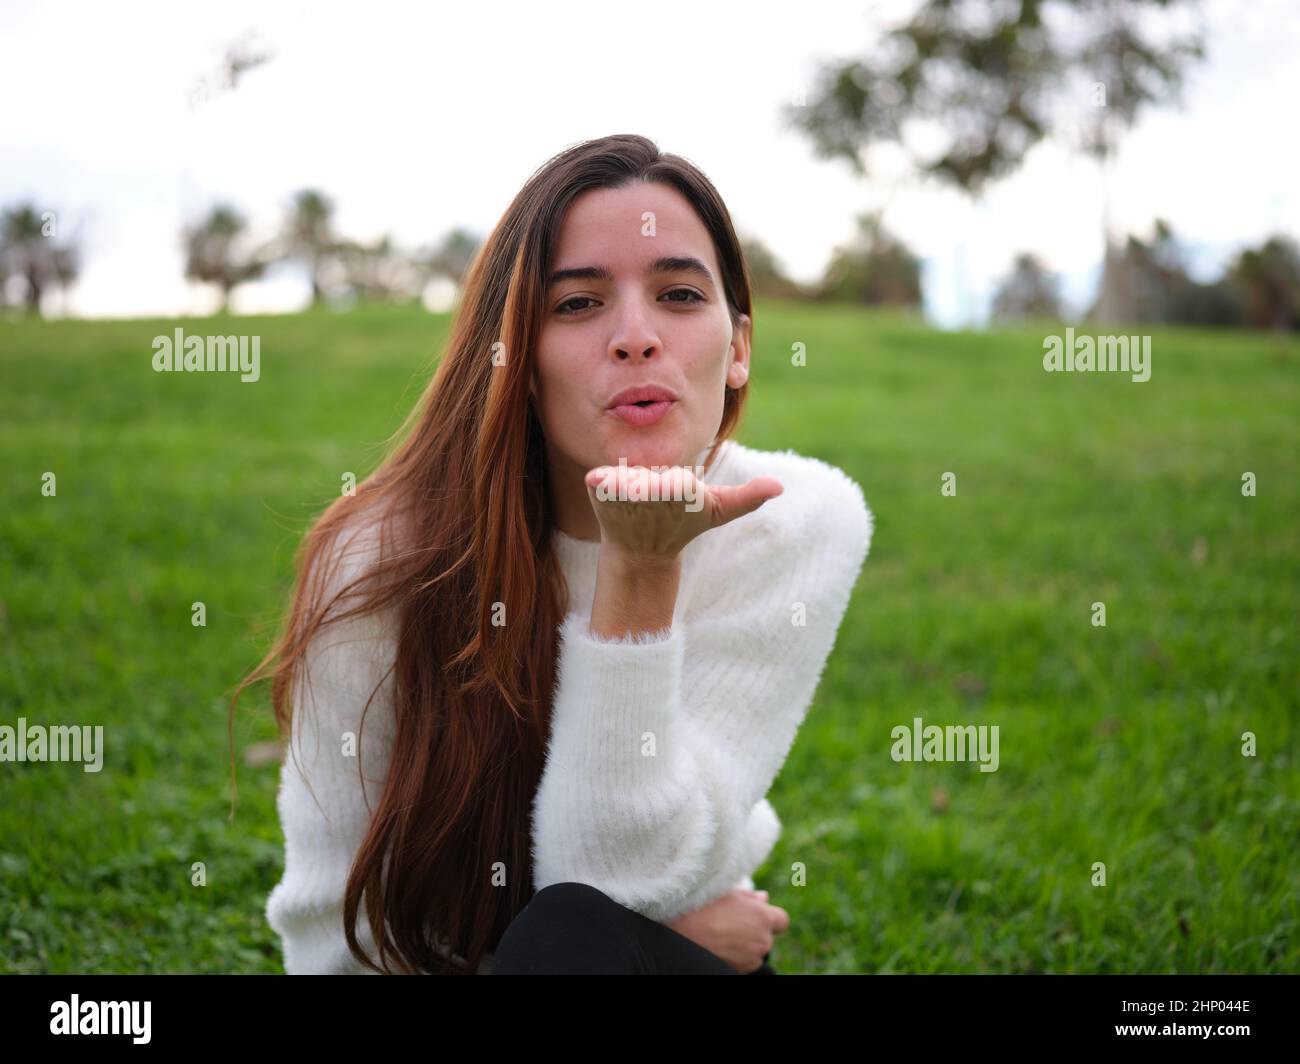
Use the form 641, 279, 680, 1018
280, 189, 335, 306
182, 205, 268, 313
1, 204, 81, 316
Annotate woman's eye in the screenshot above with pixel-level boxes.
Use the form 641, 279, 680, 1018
554, 289, 703, 315
555, 296, 597, 315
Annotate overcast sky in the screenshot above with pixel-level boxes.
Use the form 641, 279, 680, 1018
2, 0, 1295, 326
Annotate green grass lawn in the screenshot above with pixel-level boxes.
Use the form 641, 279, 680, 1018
2, 301, 1296, 973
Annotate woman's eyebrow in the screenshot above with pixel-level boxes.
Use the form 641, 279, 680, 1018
546, 256, 715, 289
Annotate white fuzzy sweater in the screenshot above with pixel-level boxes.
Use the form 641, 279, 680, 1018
265, 439, 873, 974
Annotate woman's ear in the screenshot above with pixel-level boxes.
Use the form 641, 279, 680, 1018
726, 313, 752, 389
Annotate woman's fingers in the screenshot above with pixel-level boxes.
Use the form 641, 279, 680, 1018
585, 464, 691, 499
708, 476, 784, 528
582, 466, 784, 555
585, 466, 783, 520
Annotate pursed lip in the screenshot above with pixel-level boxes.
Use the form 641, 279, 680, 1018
606, 384, 680, 409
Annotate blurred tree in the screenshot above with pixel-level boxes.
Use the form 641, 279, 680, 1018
220, 31, 272, 90
1163, 277, 1241, 327
188, 29, 272, 110
787, 0, 1202, 194
182, 205, 269, 313
414, 227, 483, 288
279, 189, 336, 306
334, 234, 427, 304
1227, 236, 1300, 331
334, 235, 389, 303
49, 243, 80, 317
785, 0, 1204, 322
740, 236, 805, 300
817, 213, 922, 307
1086, 218, 1242, 326
0, 204, 81, 317
1079, 1, 1204, 319
992, 253, 1063, 322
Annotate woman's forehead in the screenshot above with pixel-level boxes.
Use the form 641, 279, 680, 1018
552, 184, 717, 273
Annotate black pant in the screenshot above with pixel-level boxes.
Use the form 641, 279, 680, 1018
492, 882, 778, 975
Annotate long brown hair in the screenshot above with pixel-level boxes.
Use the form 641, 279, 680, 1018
230, 133, 754, 974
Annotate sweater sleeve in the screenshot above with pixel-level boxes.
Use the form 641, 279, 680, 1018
265, 521, 398, 975
529, 457, 873, 923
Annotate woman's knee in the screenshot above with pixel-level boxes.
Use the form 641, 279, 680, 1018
528, 881, 616, 912
509, 882, 628, 940
492, 882, 637, 973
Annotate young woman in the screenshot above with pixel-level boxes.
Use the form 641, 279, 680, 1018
234, 133, 873, 975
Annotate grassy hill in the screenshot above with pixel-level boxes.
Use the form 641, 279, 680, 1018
1, 301, 1296, 973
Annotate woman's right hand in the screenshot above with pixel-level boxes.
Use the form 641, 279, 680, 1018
666, 888, 790, 973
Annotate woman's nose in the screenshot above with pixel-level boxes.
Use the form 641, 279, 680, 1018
609, 304, 661, 361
